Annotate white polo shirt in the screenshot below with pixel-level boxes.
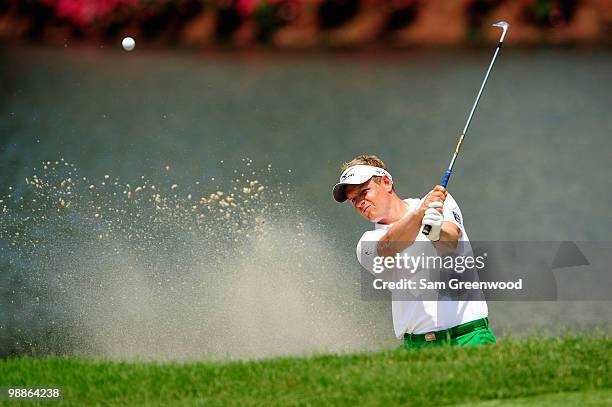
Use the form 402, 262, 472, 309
356, 193, 488, 337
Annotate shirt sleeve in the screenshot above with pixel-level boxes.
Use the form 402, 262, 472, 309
356, 229, 387, 275
443, 192, 464, 232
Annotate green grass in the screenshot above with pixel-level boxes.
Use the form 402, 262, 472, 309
457, 389, 612, 406
1, 336, 610, 406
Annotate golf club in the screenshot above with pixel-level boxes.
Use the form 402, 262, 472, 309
423, 21, 509, 236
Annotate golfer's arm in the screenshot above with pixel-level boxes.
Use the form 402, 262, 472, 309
432, 222, 461, 254
376, 210, 424, 257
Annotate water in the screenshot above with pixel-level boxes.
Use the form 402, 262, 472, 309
1, 46, 611, 359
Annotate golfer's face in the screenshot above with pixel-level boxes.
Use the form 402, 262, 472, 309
345, 179, 386, 222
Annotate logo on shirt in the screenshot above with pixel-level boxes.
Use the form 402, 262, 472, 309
452, 211, 462, 224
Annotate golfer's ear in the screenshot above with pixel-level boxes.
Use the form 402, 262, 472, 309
382, 175, 393, 192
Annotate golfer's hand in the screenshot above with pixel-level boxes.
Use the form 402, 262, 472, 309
422, 202, 444, 242
420, 185, 447, 214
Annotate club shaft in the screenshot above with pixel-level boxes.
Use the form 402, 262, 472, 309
462, 44, 502, 144
444, 43, 503, 186
422, 27, 507, 236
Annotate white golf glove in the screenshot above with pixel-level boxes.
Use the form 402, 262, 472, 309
422, 202, 444, 242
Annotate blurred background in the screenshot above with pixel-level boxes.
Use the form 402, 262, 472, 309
0, 0, 611, 47
1, 1, 611, 360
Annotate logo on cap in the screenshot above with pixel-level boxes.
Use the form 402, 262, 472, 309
341, 172, 355, 181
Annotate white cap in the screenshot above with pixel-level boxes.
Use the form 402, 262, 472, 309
332, 165, 392, 202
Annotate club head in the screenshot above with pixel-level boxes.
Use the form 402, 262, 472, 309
492, 21, 509, 42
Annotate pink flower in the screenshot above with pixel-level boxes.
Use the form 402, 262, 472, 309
236, 0, 256, 17
41, 0, 137, 27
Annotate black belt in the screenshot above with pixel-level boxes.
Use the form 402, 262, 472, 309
404, 317, 489, 343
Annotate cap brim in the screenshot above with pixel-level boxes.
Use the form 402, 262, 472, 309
332, 165, 393, 203
332, 174, 372, 202
333, 183, 348, 202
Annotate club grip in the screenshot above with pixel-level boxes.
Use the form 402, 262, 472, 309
441, 169, 452, 188
422, 169, 452, 236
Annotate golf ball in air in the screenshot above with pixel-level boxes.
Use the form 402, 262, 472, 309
122, 37, 135, 51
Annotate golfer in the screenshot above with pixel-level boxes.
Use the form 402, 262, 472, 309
333, 155, 496, 349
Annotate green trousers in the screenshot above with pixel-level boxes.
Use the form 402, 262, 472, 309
404, 319, 497, 350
